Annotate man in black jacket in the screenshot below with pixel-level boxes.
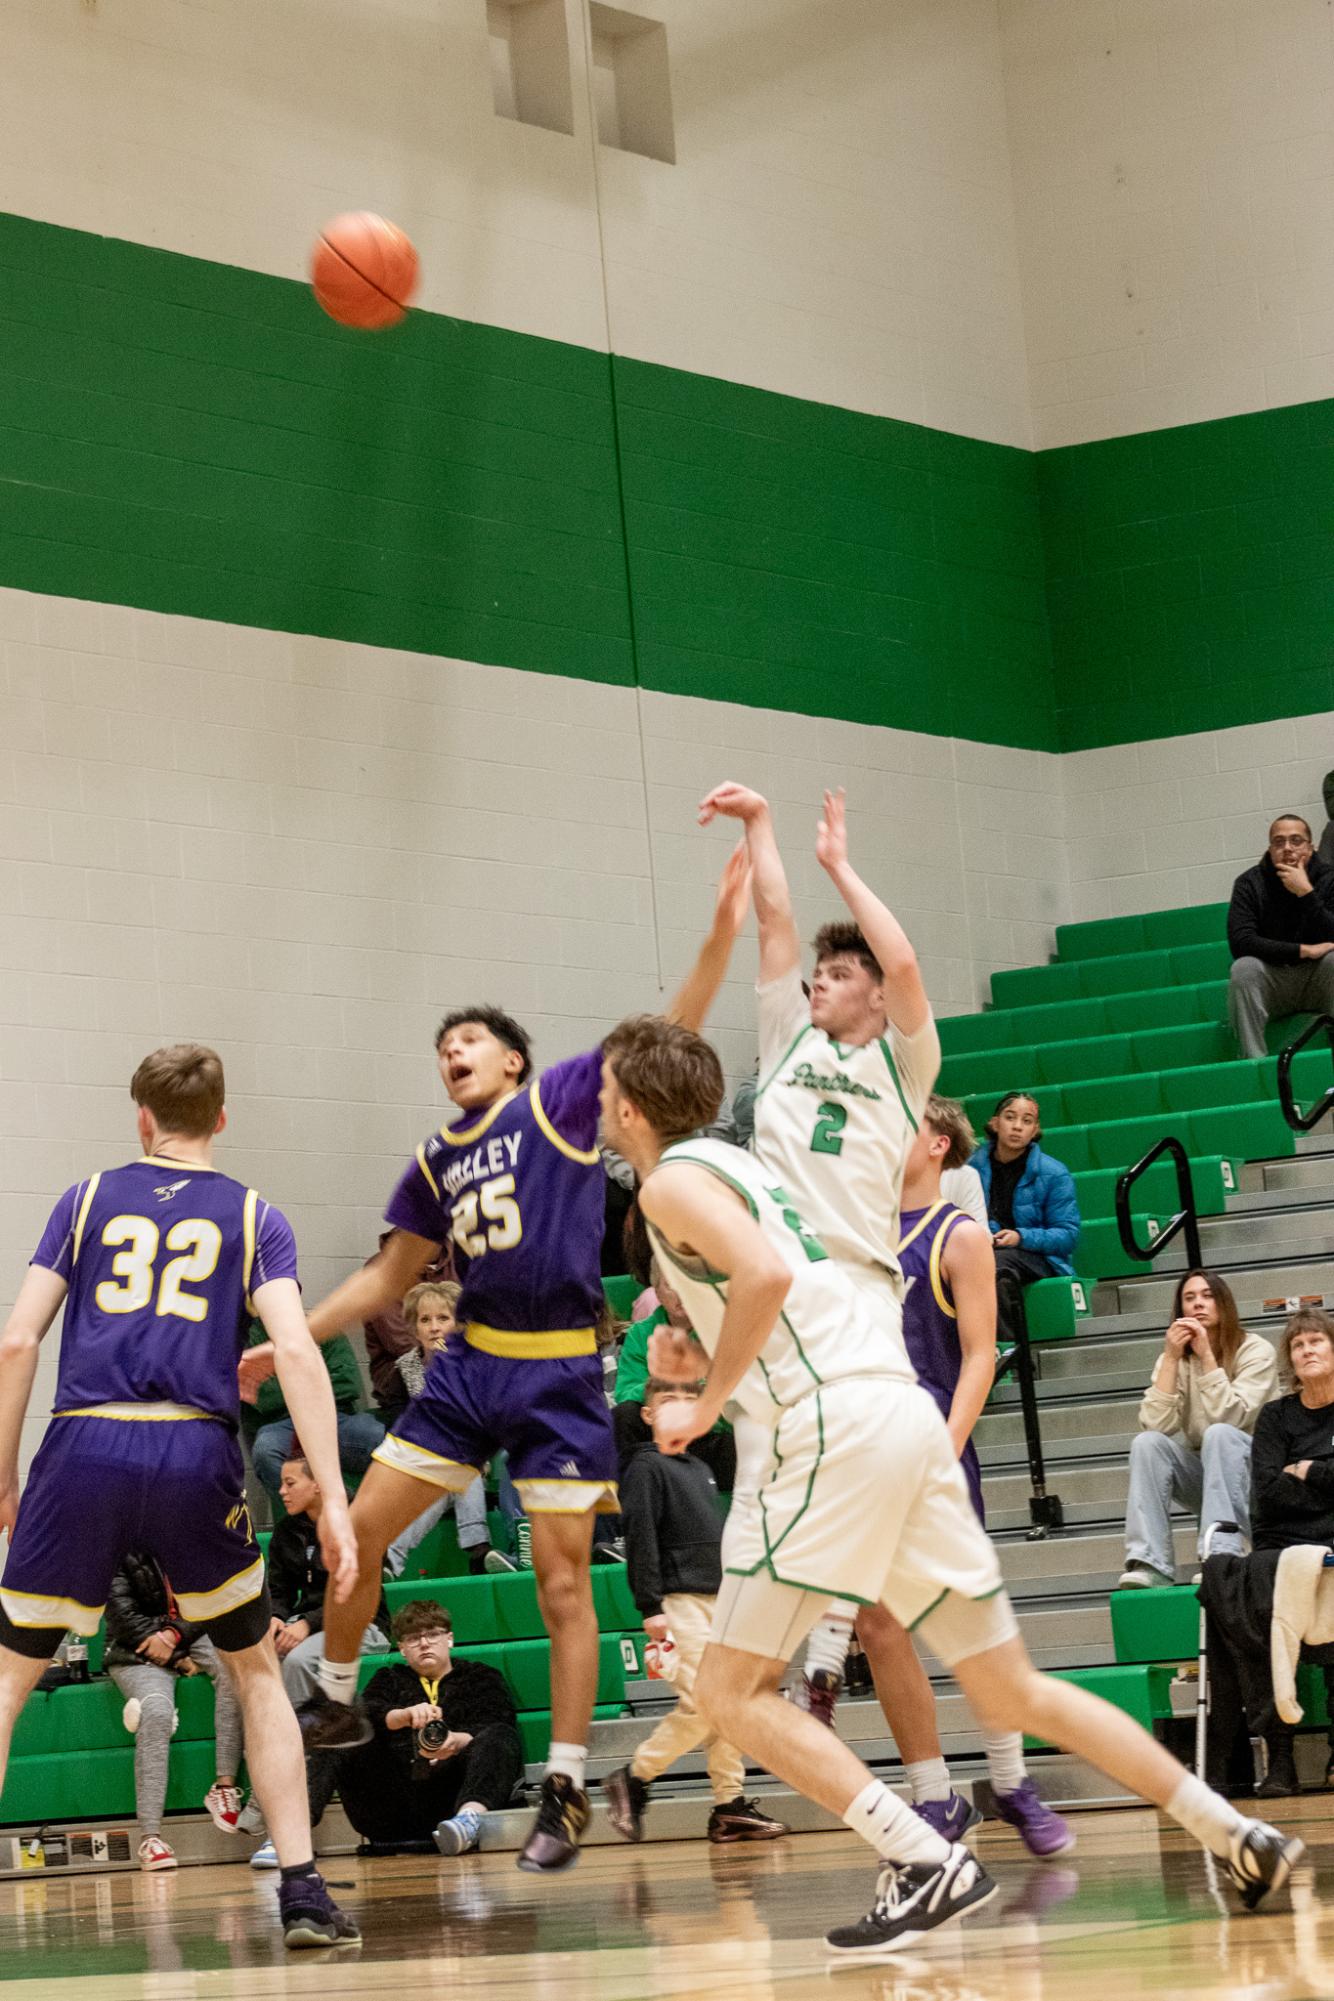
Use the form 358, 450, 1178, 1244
1228, 814, 1334, 1056
603, 1383, 785, 1846
331, 1599, 522, 1855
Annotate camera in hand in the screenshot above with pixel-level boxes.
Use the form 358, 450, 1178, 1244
415, 1717, 449, 1758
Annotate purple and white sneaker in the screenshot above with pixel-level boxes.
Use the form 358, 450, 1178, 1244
910, 1791, 982, 1843
992, 1779, 1076, 1858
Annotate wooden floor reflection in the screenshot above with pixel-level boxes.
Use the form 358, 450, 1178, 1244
4, 1801, 1334, 2000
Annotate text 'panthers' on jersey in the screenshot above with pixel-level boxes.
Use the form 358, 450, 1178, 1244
31, 1156, 297, 1424
643, 1137, 915, 1426
386, 1049, 606, 1355
752, 965, 940, 1282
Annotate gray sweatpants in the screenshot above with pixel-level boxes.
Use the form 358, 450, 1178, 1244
1229, 953, 1334, 1058
110, 1638, 243, 1840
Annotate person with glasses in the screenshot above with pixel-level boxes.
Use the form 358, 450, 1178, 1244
1227, 814, 1334, 1058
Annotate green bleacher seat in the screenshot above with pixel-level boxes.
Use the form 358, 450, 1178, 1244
1075, 1215, 1159, 1280
989, 962, 1081, 1010
938, 1045, 1038, 1098
592, 1566, 638, 1631
1034, 1033, 1132, 1086
1023, 1277, 1089, 1341
382, 1573, 501, 1644
1055, 914, 1148, 960
1159, 1059, 1267, 1112
1082, 949, 1174, 997
1141, 904, 1230, 951
0, 1739, 222, 1826
1170, 942, 1230, 983
1130, 1022, 1232, 1072
518, 1705, 624, 1764
1058, 1071, 1164, 1127
1111, 1584, 1199, 1663
1025, 1665, 1174, 1744
1188, 1102, 1295, 1162
493, 1572, 546, 1642
1101, 985, 1201, 1034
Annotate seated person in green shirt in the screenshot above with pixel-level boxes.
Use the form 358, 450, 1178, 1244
614, 1267, 735, 1493
243, 1318, 384, 1512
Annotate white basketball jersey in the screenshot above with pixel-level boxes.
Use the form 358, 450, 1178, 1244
752, 967, 940, 1282
644, 1136, 915, 1427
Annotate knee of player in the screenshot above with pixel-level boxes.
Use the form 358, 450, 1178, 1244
535, 1562, 593, 1631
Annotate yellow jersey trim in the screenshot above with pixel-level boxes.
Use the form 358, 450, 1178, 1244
372, 1434, 481, 1491
71, 1173, 101, 1265
464, 1322, 597, 1359
0, 1586, 103, 1636
515, 1477, 620, 1514
415, 1142, 441, 1201
529, 1079, 599, 1166
175, 1557, 266, 1622
55, 1401, 219, 1422
242, 1188, 258, 1310
143, 1155, 217, 1173
438, 1093, 521, 1148
896, 1200, 946, 1261
928, 1221, 957, 1320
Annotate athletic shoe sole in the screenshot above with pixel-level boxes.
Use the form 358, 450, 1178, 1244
825, 1872, 997, 1958
282, 1919, 361, 1950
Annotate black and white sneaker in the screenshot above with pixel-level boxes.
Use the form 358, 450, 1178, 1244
825, 1843, 997, 1957
604, 1766, 650, 1842
278, 1873, 361, 1949
1226, 1819, 1306, 1911
295, 1695, 373, 1753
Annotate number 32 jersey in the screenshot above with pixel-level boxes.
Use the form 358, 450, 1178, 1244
31, 1156, 298, 1423
385, 1049, 606, 1354
753, 966, 940, 1284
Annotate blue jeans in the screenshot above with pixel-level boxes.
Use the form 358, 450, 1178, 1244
252, 1411, 385, 1506
1124, 1424, 1253, 1577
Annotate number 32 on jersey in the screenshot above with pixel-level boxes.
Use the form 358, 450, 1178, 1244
95, 1216, 222, 1322
451, 1175, 523, 1258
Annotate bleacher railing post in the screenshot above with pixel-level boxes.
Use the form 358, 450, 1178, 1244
996, 1268, 1065, 1540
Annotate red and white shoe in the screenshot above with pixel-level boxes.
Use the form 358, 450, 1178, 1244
204, 1782, 243, 1833
137, 1836, 177, 1872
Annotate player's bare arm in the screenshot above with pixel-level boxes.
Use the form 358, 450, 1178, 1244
637, 1163, 790, 1451
815, 787, 930, 1037
239, 1228, 439, 1397
0, 1267, 67, 1536
252, 1275, 358, 1601
698, 782, 801, 984
940, 1217, 999, 1459
665, 839, 753, 1033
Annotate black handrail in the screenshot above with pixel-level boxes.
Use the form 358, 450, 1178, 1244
1277, 1013, 1334, 1133
1115, 1134, 1202, 1269
993, 1269, 1064, 1540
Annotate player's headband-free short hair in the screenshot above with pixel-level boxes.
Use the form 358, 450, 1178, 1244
923, 1094, 976, 1172
434, 1006, 533, 1083
130, 1043, 225, 1139
811, 921, 882, 980
392, 1599, 454, 1644
603, 1014, 725, 1145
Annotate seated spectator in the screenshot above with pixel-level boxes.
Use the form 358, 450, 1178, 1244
1228, 813, 1334, 1058
385, 1282, 496, 1578
603, 1381, 785, 1848
104, 1550, 244, 1871
1118, 1270, 1277, 1590
1198, 1309, 1334, 1796
970, 1093, 1080, 1330
242, 1320, 384, 1514
363, 1232, 456, 1425
240, 1456, 390, 1866
330, 1599, 522, 1856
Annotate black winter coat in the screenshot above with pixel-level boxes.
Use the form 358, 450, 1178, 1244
104, 1551, 202, 1668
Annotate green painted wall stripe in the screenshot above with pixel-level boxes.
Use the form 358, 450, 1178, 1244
0, 210, 1058, 750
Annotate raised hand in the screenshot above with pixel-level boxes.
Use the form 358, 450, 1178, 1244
715, 839, 753, 936
320, 1500, 361, 1605
238, 1344, 277, 1402
699, 782, 768, 827
816, 787, 849, 875
647, 1325, 707, 1384
651, 1394, 712, 1457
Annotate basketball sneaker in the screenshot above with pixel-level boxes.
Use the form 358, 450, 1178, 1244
910, 1791, 981, 1842
1226, 1820, 1306, 1910
278, 1873, 361, 1950
797, 1667, 843, 1729
707, 1797, 788, 1844
825, 1843, 997, 1956
516, 1774, 590, 1872
604, 1766, 650, 1842
296, 1694, 373, 1753
203, 1782, 243, 1834
991, 1779, 1076, 1857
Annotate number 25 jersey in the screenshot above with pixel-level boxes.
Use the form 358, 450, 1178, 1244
31, 1155, 298, 1423
385, 1049, 606, 1355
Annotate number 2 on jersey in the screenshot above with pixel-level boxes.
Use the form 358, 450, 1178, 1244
811, 1100, 847, 1156
95, 1216, 222, 1322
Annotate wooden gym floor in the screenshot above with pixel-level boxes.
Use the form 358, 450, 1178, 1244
3, 1799, 1334, 2001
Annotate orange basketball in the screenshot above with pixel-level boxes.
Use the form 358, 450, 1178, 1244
311, 213, 420, 330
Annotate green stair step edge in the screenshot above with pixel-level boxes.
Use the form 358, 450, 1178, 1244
1022, 1664, 1176, 1747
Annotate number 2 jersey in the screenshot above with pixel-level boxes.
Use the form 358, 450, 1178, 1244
643, 1137, 915, 1427
31, 1155, 297, 1424
752, 964, 940, 1285
385, 1049, 605, 1356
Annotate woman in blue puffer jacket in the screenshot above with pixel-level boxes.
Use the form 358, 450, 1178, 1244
970, 1094, 1081, 1327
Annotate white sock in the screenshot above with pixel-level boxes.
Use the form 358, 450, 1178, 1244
805, 1612, 855, 1680
315, 1656, 358, 1706
1167, 1773, 1247, 1859
546, 1742, 587, 1791
905, 1756, 952, 1805
983, 1732, 1027, 1794
844, 1778, 950, 1868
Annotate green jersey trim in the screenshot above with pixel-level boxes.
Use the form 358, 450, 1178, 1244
754, 1023, 813, 1102
878, 1036, 919, 1130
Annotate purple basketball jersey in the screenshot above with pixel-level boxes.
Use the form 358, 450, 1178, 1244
31, 1156, 297, 1424
386, 1049, 605, 1348
898, 1199, 985, 1522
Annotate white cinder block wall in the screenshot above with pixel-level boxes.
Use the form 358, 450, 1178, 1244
0, 586, 1064, 1466
1000, 0, 1334, 449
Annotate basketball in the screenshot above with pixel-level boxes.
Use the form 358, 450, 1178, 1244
310, 212, 419, 329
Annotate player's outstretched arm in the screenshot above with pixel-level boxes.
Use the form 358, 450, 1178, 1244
307, 1231, 440, 1346
252, 1275, 359, 1602
0, 1267, 67, 1536
941, 1219, 998, 1459
637, 1165, 789, 1452
816, 786, 930, 1036
665, 840, 752, 1032
698, 783, 800, 985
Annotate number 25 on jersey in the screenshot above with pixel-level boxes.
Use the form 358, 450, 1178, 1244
451, 1175, 523, 1258
94, 1216, 222, 1323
